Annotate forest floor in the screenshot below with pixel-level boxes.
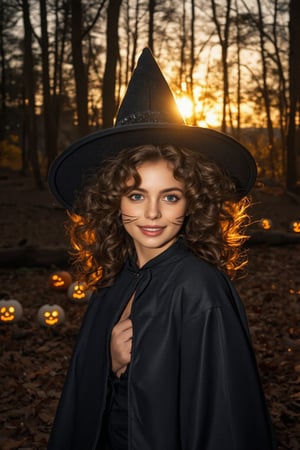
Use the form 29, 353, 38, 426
0, 168, 300, 449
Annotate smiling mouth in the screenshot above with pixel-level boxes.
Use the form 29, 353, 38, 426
139, 226, 165, 236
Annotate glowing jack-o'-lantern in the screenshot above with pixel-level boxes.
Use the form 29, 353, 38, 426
49, 271, 73, 291
260, 218, 272, 230
37, 304, 65, 327
290, 221, 300, 233
289, 288, 300, 295
67, 281, 92, 302
0, 299, 23, 324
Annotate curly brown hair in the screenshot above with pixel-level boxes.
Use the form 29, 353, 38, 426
68, 144, 251, 288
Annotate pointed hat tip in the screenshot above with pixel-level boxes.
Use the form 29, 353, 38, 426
141, 47, 154, 57
115, 47, 184, 126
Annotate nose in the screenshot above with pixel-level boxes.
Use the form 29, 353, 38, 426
145, 199, 162, 219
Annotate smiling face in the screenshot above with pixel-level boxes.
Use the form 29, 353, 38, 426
49, 271, 73, 291
37, 304, 65, 327
120, 159, 187, 267
0, 300, 23, 324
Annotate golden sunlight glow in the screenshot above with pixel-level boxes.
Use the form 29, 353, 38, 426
197, 110, 220, 128
175, 96, 194, 120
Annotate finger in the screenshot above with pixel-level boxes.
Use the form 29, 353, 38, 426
117, 318, 133, 332
110, 328, 132, 350
115, 365, 128, 378
111, 342, 132, 367
121, 327, 133, 341
114, 333, 132, 353
112, 320, 133, 338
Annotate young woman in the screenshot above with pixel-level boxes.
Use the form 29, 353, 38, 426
47, 49, 277, 450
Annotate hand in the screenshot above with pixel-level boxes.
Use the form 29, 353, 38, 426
110, 318, 133, 378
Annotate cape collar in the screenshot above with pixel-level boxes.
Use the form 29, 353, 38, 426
127, 238, 188, 274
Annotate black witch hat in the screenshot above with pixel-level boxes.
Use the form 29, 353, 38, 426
48, 48, 257, 210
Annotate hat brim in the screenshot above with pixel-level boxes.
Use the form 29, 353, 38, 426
48, 124, 257, 210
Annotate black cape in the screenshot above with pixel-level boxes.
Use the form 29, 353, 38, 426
48, 240, 277, 450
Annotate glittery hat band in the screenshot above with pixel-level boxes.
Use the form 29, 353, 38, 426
117, 111, 180, 126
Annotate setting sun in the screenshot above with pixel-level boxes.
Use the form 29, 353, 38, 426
175, 94, 221, 128
197, 110, 220, 128
175, 96, 194, 120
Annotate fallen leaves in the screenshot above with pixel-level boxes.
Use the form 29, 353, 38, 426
0, 245, 300, 449
236, 245, 300, 449
0, 266, 86, 449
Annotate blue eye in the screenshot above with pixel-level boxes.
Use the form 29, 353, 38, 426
129, 193, 143, 201
164, 194, 179, 202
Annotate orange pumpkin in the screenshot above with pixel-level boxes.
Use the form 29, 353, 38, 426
290, 221, 300, 233
49, 271, 73, 291
259, 218, 272, 230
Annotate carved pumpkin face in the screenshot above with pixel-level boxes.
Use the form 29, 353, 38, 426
260, 218, 272, 230
67, 281, 92, 302
49, 271, 73, 291
37, 304, 65, 327
291, 221, 300, 233
0, 299, 23, 324
289, 288, 300, 295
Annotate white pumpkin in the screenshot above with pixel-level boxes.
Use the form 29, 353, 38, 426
67, 281, 92, 302
0, 299, 23, 324
37, 304, 65, 327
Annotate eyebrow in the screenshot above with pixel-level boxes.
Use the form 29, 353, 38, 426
129, 187, 184, 194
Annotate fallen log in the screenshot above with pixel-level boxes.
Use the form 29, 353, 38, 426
247, 230, 300, 246
0, 245, 71, 268
0, 232, 299, 268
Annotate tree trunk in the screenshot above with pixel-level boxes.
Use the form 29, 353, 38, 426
234, 0, 241, 140
22, 0, 43, 189
102, 0, 122, 128
286, 0, 300, 192
211, 0, 231, 133
71, 0, 89, 136
189, 0, 196, 125
123, 0, 139, 86
272, 0, 288, 177
130, 0, 140, 76
148, 0, 156, 53
0, 4, 6, 140
256, 0, 275, 178
179, 0, 186, 90
39, 0, 57, 169
52, 0, 69, 153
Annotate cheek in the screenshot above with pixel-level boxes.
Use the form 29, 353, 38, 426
120, 197, 128, 213
179, 201, 187, 215
120, 198, 139, 219
167, 202, 187, 221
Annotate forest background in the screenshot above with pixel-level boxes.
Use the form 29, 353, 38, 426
0, 0, 300, 192
1, 0, 300, 449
